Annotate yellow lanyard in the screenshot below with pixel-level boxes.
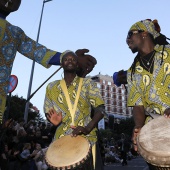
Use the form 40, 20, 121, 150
60, 78, 83, 126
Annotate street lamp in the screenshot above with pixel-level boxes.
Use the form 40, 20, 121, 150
24, 0, 53, 123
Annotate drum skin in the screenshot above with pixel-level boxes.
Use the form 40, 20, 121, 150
137, 116, 170, 169
45, 135, 91, 170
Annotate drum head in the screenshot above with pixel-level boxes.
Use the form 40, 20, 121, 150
137, 116, 170, 167
45, 135, 90, 169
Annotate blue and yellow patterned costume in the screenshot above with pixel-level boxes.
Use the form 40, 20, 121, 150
0, 15, 61, 123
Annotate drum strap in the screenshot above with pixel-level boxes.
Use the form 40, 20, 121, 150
60, 78, 83, 126
92, 144, 96, 169
145, 110, 161, 119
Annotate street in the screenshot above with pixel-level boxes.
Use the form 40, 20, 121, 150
104, 156, 149, 170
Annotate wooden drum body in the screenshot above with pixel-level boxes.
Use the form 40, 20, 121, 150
45, 135, 92, 170
137, 116, 170, 169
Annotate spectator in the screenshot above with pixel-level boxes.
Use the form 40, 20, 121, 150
34, 143, 48, 170
0, 143, 9, 170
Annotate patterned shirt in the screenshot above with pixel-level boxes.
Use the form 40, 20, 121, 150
44, 76, 104, 146
127, 44, 170, 119
0, 18, 57, 96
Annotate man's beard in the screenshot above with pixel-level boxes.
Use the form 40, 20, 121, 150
65, 69, 76, 73
131, 47, 138, 53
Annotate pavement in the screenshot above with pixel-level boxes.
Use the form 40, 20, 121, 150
104, 156, 149, 170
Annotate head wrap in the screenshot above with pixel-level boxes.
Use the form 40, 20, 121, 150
129, 19, 161, 39
60, 50, 77, 64
0, 0, 21, 13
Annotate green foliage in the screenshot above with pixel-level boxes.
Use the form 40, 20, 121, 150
117, 117, 135, 137
99, 129, 113, 140
4, 94, 44, 122
99, 117, 135, 142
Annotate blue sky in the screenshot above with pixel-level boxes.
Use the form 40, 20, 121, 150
9, 0, 170, 118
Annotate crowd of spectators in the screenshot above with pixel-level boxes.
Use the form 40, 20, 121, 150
0, 118, 56, 170
100, 137, 138, 166
0, 118, 138, 170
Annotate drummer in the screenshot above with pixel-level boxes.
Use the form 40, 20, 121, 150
44, 50, 105, 170
0, 0, 97, 124
126, 19, 170, 170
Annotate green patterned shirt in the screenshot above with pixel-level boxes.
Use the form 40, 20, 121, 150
127, 44, 170, 121
44, 76, 104, 145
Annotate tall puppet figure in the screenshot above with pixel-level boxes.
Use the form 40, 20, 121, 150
0, 0, 97, 124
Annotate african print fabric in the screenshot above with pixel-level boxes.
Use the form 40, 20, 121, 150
44, 76, 104, 146
129, 19, 160, 39
0, 18, 58, 123
127, 44, 170, 121
0, 18, 57, 96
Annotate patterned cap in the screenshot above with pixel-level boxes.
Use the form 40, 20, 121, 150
0, 0, 21, 12
129, 19, 160, 39
60, 50, 77, 63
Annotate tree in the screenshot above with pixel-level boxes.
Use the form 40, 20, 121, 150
99, 117, 135, 144
118, 117, 135, 137
4, 94, 44, 122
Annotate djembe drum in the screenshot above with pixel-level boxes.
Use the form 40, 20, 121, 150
45, 135, 92, 170
137, 116, 170, 170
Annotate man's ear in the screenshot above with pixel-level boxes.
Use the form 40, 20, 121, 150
142, 31, 149, 38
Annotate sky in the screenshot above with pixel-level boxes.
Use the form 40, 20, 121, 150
8, 0, 170, 119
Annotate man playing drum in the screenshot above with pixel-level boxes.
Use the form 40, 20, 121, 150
44, 50, 105, 170
126, 19, 170, 170
0, 0, 97, 125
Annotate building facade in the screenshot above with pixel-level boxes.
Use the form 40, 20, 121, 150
89, 73, 132, 120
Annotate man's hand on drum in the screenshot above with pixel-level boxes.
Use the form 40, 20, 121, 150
132, 127, 141, 152
45, 108, 62, 126
71, 125, 90, 137
75, 49, 97, 78
164, 108, 170, 118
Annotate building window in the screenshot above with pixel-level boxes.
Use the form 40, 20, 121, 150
112, 101, 116, 105
113, 108, 117, 112
112, 87, 116, 92
97, 83, 101, 88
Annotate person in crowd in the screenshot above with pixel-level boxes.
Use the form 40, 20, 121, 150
126, 19, 170, 170
33, 130, 46, 148
0, 143, 9, 170
109, 146, 122, 163
17, 128, 30, 144
44, 50, 105, 170
19, 143, 31, 160
8, 144, 21, 170
13, 118, 25, 136
19, 142, 38, 170
0, 0, 97, 124
117, 133, 130, 166
33, 143, 48, 170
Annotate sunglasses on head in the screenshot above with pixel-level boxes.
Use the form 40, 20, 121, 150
127, 30, 144, 39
